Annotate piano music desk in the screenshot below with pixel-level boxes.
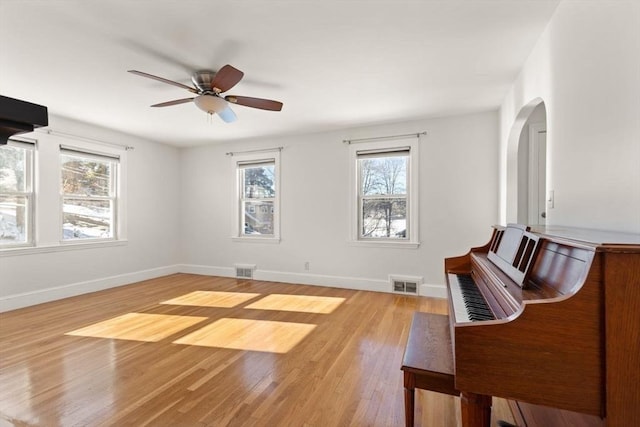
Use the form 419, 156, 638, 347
402, 312, 491, 427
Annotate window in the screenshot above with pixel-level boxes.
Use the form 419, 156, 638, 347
358, 149, 409, 239
349, 138, 419, 247
234, 151, 280, 241
0, 135, 127, 255
60, 146, 119, 241
0, 139, 35, 247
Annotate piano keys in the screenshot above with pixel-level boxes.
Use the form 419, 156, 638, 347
431, 224, 640, 427
447, 273, 495, 322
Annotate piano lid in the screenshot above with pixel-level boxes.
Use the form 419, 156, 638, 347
529, 225, 640, 248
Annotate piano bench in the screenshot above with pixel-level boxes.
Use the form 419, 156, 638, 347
401, 312, 458, 426
401, 312, 492, 427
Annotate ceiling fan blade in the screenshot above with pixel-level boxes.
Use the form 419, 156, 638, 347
225, 95, 283, 111
211, 65, 244, 93
217, 106, 237, 123
128, 70, 198, 93
150, 98, 194, 107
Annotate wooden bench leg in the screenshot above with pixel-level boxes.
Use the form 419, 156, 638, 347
460, 392, 491, 427
404, 371, 415, 427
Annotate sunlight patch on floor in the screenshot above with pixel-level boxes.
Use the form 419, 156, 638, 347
160, 290, 261, 308
244, 294, 345, 314
65, 313, 207, 342
173, 318, 316, 353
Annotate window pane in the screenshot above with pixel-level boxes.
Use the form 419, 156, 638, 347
0, 145, 29, 192
243, 200, 274, 235
0, 195, 29, 245
62, 199, 113, 240
243, 165, 275, 198
359, 156, 407, 196
361, 198, 407, 238
61, 154, 112, 197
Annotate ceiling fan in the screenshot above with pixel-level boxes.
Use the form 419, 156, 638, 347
128, 64, 283, 122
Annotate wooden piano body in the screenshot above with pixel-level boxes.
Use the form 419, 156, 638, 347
444, 225, 640, 426
401, 225, 640, 426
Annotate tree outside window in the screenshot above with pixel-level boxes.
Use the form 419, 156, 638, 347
61, 150, 117, 240
240, 161, 275, 236
358, 152, 408, 239
0, 142, 34, 246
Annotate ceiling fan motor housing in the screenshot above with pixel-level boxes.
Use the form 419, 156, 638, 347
192, 70, 217, 93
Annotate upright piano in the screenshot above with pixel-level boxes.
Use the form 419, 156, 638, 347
403, 224, 640, 426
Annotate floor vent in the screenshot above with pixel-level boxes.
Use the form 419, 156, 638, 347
235, 264, 256, 279
390, 275, 421, 295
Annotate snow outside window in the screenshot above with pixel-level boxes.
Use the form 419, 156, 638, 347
0, 139, 35, 248
358, 149, 409, 240
60, 146, 119, 241
349, 137, 419, 248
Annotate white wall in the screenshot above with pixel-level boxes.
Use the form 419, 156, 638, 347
180, 111, 499, 296
1, 111, 498, 310
12, 0, 638, 310
0, 116, 182, 311
500, 0, 640, 233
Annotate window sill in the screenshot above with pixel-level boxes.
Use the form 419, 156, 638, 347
232, 236, 281, 244
0, 239, 128, 257
348, 240, 420, 249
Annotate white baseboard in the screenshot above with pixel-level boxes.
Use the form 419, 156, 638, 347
179, 263, 390, 292
178, 264, 233, 277
0, 265, 181, 313
179, 264, 447, 298
179, 263, 389, 292
1, 264, 447, 313
258, 269, 390, 293
420, 283, 448, 299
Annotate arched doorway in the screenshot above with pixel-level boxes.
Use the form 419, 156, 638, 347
505, 99, 547, 225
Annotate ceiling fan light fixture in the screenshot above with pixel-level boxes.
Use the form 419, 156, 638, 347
194, 94, 227, 114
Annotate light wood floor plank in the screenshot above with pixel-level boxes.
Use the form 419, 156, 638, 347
0, 274, 515, 426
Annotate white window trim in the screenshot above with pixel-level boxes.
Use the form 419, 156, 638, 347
348, 138, 420, 248
0, 137, 36, 249
231, 150, 281, 243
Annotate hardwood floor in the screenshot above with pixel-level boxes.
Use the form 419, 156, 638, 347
0, 274, 514, 426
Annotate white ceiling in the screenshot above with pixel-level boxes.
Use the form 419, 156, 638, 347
0, 0, 559, 147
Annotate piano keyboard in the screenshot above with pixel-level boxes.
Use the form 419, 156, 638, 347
448, 273, 495, 323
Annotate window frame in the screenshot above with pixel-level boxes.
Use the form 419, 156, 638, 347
349, 138, 419, 248
232, 151, 281, 243
59, 145, 120, 243
0, 137, 36, 248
